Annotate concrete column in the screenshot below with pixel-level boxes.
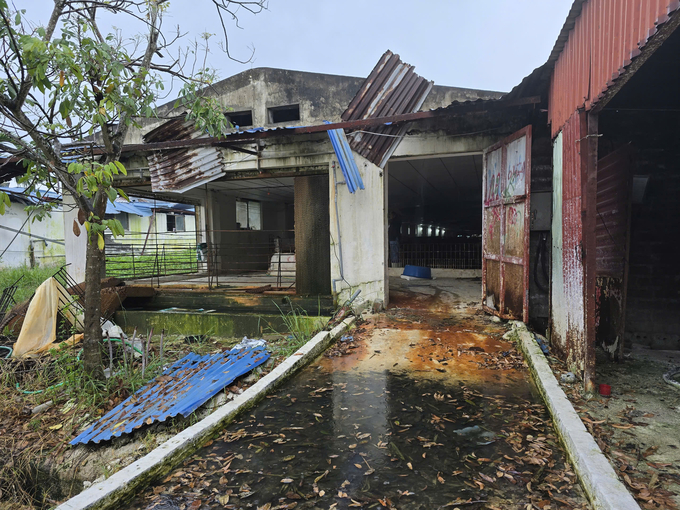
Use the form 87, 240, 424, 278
329, 153, 387, 308
295, 174, 331, 296
63, 192, 87, 283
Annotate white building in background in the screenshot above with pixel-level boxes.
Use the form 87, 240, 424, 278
0, 186, 194, 272
0, 187, 65, 269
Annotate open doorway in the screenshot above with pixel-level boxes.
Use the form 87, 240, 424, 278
386, 154, 483, 305
203, 177, 296, 291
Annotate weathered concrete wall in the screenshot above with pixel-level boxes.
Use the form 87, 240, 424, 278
329, 153, 386, 308
295, 174, 330, 296
391, 131, 499, 160
63, 193, 87, 282
0, 200, 65, 269
122, 67, 503, 146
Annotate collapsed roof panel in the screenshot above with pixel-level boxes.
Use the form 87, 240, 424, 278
144, 117, 227, 193
341, 50, 433, 168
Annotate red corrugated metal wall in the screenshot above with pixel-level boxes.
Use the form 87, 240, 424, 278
549, 0, 680, 137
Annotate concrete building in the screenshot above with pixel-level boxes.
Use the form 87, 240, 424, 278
99, 52, 525, 312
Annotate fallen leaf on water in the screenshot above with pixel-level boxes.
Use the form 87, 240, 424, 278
612, 424, 634, 429
348, 443, 357, 449
437, 473, 445, 484
283, 455, 295, 462
349, 499, 362, 507
337, 491, 348, 498
281, 478, 294, 484
407, 462, 413, 470
479, 473, 496, 483
314, 470, 329, 483
364, 468, 375, 476
319, 490, 325, 497
256, 503, 270, 510
354, 463, 363, 469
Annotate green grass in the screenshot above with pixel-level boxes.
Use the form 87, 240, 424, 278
0, 265, 62, 305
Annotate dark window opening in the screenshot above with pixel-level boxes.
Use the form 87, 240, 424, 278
166, 214, 185, 232
105, 212, 129, 230
227, 110, 253, 128
268, 104, 300, 124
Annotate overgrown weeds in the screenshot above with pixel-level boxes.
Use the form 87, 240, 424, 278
266, 300, 325, 357
0, 265, 62, 305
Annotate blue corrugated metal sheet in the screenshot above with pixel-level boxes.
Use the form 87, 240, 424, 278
327, 127, 365, 194
70, 347, 269, 445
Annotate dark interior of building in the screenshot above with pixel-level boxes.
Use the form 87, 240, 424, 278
387, 154, 483, 270
597, 24, 680, 352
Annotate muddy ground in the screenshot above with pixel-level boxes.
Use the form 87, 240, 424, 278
553, 345, 680, 509
129, 278, 590, 510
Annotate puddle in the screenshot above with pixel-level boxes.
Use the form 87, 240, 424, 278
127, 286, 589, 509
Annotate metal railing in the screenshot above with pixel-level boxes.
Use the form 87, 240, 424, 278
392, 242, 482, 269
105, 230, 295, 289
105, 244, 199, 280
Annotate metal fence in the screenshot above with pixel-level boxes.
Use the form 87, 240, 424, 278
105, 230, 295, 289
105, 244, 199, 280
392, 242, 482, 269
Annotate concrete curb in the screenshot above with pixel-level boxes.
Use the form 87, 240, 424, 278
516, 329, 640, 510
56, 318, 355, 510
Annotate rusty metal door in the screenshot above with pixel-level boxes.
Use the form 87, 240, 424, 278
482, 126, 532, 322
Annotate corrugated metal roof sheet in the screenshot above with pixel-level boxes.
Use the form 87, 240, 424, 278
327, 127, 364, 193
145, 117, 227, 193
70, 346, 269, 445
548, 0, 680, 136
341, 51, 433, 168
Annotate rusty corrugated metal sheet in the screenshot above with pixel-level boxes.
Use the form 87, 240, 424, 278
71, 347, 269, 445
144, 117, 227, 193
596, 147, 632, 277
482, 126, 532, 323
549, 0, 680, 136
550, 112, 586, 373
341, 51, 433, 168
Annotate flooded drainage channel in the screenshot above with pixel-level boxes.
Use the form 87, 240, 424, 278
128, 308, 590, 509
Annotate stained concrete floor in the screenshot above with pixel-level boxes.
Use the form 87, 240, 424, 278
128, 278, 589, 510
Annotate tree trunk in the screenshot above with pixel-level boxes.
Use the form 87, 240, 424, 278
82, 194, 106, 380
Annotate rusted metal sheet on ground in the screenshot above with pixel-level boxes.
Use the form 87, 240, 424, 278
341, 50, 433, 168
595, 146, 633, 359
482, 126, 532, 323
70, 347, 270, 445
549, 0, 680, 137
144, 117, 227, 193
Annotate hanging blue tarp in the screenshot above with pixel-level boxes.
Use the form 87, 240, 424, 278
326, 124, 365, 194
70, 346, 269, 445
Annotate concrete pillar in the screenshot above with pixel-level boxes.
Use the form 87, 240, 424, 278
329, 153, 387, 308
63, 192, 87, 283
295, 174, 331, 296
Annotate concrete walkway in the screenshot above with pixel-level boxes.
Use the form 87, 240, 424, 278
125, 277, 590, 509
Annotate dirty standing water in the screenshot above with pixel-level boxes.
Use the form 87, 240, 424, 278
130, 280, 590, 509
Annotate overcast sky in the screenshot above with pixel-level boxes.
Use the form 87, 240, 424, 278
29, 1, 574, 96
